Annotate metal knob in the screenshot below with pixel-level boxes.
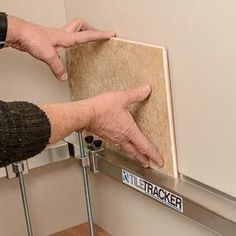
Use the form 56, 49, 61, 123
85, 135, 94, 144
93, 139, 102, 148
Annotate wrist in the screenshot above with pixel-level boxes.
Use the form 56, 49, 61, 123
39, 100, 94, 143
72, 100, 94, 130
5, 15, 23, 47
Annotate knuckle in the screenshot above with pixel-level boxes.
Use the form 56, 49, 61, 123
45, 51, 57, 63
63, 33, 74, 46
127, 153, 135, 160
54, 65, 64, 75
118, 128, 132, 144
122, 127, 132, 139
139, 144, 150, 155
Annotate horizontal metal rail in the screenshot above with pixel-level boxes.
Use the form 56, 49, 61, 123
95, 149, 236, 236
0, 135, 235, 236
0, 141, 70, 178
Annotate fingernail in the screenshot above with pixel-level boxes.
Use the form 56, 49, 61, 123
158, 156, 164, 167
76, 26, 82, 32
143, 163, 149, 168
153, 150, 164, 167
159, 161, 164, 168
111, 31, 116, 37
61, 73, 68, 81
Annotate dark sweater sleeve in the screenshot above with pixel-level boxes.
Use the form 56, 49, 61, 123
0, 100, 51, 167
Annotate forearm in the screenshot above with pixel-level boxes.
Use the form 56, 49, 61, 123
0, 99, 93, 166
40, 100, 93, 143
0, 101, 50, 166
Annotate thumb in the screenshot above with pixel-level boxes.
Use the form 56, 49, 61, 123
125, 84, 152, 106
45, 51, 67, 81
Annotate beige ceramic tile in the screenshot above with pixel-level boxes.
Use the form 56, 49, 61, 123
66, 38, 177, 177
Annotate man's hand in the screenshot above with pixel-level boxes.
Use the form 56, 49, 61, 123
41, 85, 164, 168
5, 16, 115, 81
85, 84, 164, 168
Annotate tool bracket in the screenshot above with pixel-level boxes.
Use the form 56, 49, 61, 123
6, 160, 29, 179
64, 133, 103, 173
79, 155, 90, 167
87, 147, 104, 173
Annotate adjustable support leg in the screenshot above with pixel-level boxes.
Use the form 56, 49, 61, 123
64, 132, 104, 236
6, 161, 33, 236
77, 131, 95, 236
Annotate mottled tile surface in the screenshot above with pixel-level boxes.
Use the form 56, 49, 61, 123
67, 38, 177, 177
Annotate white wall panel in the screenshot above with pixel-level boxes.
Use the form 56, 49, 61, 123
65, 0, 236, 197
65, 0, 235, 235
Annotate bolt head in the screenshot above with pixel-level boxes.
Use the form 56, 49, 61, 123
84, 135, 94, 144
93, 139, 102, 148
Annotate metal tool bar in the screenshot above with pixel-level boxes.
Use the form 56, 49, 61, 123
95, 149, 236, 236
0, 133, 235, 235
0, 141, 70, 179
77, 131, 94, 236
18, 172, 33, 236
13, 162, 33, 236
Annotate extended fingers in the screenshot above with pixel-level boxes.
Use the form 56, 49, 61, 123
121, 142, 149, 168
121, 85, 164, 166
130, 124, 164, 167
63, 18, 94, 32
57, 30, 115, 47
74, 30, 116, 43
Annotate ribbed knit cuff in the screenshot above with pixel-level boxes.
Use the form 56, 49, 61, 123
0, 101, 51, 167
